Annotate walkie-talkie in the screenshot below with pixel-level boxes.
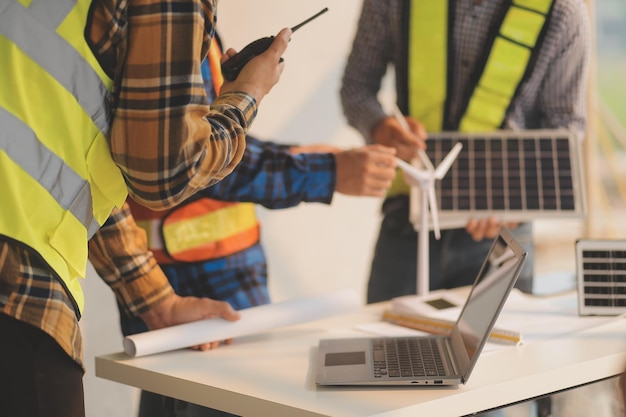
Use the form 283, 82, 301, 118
221, 7, 329, 82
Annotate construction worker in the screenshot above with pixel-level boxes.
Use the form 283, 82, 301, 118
116, 35, 398, 417
0, 1, 291, 415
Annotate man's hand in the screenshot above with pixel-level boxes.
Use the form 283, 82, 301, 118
371, 115, 427, 162
465, 217, 520, 241
334, 145, 397, 197
220, 28, 292, 104
139, 293, 241, 351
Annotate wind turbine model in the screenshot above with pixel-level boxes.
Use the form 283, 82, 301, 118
393, 108, 463, 295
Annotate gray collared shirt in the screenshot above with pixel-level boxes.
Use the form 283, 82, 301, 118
341, 0, 591, 142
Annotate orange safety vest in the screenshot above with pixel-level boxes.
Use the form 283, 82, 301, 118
127, 37, 260, 264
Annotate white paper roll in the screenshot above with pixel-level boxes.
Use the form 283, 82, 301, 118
123, 288, 361, 357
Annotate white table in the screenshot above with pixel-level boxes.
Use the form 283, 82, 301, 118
96, 292, 626, 417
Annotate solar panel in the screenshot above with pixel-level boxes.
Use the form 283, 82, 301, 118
576, 239, 626, 316
408, 129, 587, 229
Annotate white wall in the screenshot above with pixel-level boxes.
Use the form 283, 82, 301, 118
216, 0, 385, 302
80, 1, 379, 416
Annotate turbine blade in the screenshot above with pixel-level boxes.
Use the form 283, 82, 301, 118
396, 158, 429, 182
392, 106, 411, 132
418, 150, 435, 172
434, 142, 463, 179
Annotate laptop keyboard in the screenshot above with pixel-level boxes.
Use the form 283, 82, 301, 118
372, 338, 446, 378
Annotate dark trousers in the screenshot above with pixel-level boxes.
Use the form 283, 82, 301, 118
367, 197, 534, 303
138, 390, 238, 417
0, 314, 85, 417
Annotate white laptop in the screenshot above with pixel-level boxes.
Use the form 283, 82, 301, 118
315, 226, 527, 386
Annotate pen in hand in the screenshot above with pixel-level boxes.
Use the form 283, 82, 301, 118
391, 105, 431, 168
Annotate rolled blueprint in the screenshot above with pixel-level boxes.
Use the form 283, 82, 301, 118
123, 288, 361, 357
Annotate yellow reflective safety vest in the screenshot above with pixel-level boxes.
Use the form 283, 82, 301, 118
0, 0, 128, 315
388, 0, 555, 196
128, 197, 260, 265
127, 37, 260, 265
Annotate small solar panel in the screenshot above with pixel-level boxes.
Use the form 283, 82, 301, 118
408, 129, 586, 229
576, 239, 626, 316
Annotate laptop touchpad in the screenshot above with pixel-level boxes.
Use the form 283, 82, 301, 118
325, 351, 366, 366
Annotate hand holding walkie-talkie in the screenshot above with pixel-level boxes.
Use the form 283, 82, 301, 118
221, 8, 329, 82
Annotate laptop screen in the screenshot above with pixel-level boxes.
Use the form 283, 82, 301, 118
452, 230, 526, 376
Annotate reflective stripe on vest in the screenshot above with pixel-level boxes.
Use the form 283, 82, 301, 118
0, 0, 128, 315
127, 38, 260, 264
131, 198, 260, 264
162, 199, 259, 263
460, 0, 554, 132
388, 0, 554, 197
407, 0, 448, 132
